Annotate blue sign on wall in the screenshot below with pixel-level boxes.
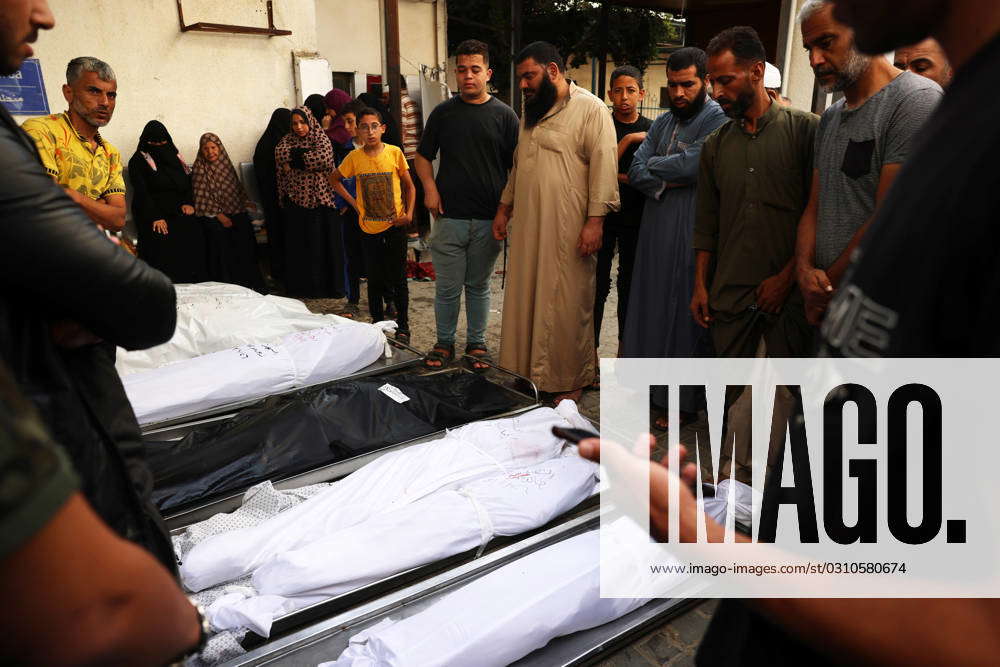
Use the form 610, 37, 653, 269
0, 58, 50, 116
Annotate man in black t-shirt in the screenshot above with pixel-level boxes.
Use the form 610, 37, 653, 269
414, 40, 519, 372
594, 65, 653, 354
693, 0, 1000, 664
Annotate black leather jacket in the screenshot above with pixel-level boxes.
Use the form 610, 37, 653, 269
0, 106, 178, 570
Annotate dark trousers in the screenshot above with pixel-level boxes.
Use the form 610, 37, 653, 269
283, 203, 345, 298
204, 212, 266, 293
341, 208, 364, 304
362, 225, 409, 333
594, 223, 640, 345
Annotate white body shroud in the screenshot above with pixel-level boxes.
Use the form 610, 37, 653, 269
207, 455, 598, 637
179, 403, 594, 595
117, 283, 351, 376
117, 283, 392, 424
323, 518, 687, 667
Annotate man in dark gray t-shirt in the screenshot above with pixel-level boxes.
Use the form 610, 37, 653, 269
813, 70, 941, 268
795, 0, 942, 324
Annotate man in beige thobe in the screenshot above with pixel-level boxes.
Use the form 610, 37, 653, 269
493, 41, 619, 401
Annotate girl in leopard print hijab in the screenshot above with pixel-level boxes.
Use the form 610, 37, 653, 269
273, 107, 344, 297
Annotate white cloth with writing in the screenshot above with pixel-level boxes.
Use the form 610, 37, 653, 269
207, 455, 597, 636
123, 322, 392, 425
179, 403, 593, 594
116, 282, 350, 376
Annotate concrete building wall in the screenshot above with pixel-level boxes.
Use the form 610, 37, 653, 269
14, 0, 320, 166
782, 0, 818, 112
400, 0, 446, 76
316, 0, 382, 93
316, 0, 447, 96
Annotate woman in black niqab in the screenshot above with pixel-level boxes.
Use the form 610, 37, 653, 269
128, 120, 207, 283
254, 108, 292, 284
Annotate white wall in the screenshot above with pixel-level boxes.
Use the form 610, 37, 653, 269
316, 0, 383, 92
13, 0, 319, 167
783, 0, 817, 112
315, 0, 447, 95
399, 0, 444, 75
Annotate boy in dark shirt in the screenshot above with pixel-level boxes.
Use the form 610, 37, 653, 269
594, 65, 653, 357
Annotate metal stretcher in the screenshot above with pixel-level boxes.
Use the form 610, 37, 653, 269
173, 395, 691, 667
220, 508, 694, 667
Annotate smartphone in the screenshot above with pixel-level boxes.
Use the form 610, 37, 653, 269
551, 425, 599, 444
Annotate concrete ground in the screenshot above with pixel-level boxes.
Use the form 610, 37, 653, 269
301, 253, 714, 665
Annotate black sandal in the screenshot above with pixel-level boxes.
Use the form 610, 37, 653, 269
395, 330, 411, 344
423, 343, 454, 370
652, 410, 698, 432
464, 345, 493, 374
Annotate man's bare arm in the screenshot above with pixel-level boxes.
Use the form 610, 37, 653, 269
577, 215, 604, 257
492, 202, 513, 241
690, 250, 713, 327
616, 132, 647, 161
399, 167, 417, 219
64, 190, 126, 231
414, 155, 443, 215
2, 494, 201, 665
582, 438, 1000, 667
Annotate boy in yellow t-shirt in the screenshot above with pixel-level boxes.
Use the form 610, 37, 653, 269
332, 107, 416, 341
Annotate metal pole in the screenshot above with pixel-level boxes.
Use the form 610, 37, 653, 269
596, 0, 609, 101
385, 0, 403, 133
511, 0, 523, 113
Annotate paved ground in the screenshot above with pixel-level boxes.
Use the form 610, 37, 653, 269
300, 253, 714, 665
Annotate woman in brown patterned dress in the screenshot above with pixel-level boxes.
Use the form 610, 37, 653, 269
191, 132, 265, 292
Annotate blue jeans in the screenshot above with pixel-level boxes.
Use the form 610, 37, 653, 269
429, 217, 501, 347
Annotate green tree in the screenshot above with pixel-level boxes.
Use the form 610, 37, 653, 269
448, 1, 674, 104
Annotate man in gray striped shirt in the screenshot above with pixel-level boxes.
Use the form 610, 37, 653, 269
794, 0, 942, 325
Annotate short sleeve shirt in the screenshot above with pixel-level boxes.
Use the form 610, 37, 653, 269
819, 35, 1000, 358
813, 72, 942, 268
337, 144, 408, 234
417, 95, 519, 220
21, 112, 126, 200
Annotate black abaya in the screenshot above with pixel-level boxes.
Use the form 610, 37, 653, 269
202, 212, 266, 292
254, 109, 291, 282
282, 201, 345, 298
128, 127, 207, 284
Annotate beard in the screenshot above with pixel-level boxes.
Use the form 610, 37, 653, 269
523, 74, 558, 128
717, 86, 756, 120
669, 85, 707, 121
71, 99, 111, 128
814, 48, 872, 93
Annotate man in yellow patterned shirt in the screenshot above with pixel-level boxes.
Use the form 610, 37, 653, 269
21, 57, 125, 231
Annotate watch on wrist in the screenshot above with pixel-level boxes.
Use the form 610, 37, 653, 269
170, 600, 210, 665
